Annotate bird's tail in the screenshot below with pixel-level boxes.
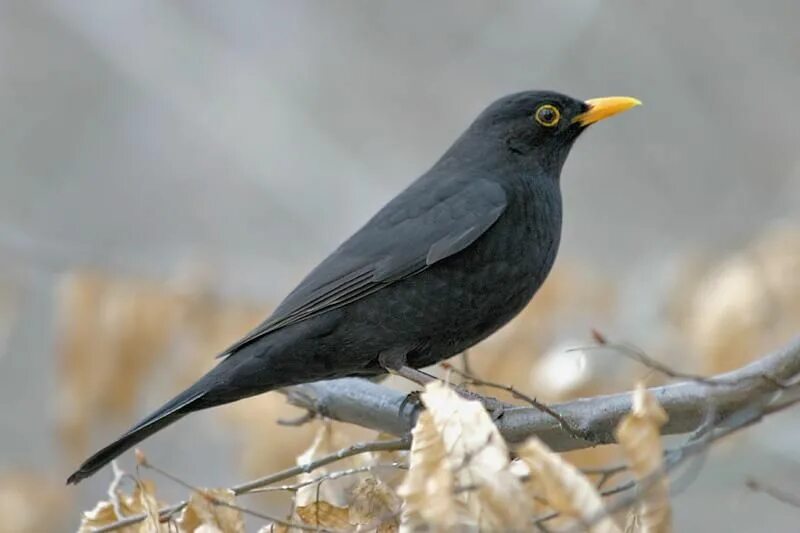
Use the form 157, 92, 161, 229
66, 383, 210, 485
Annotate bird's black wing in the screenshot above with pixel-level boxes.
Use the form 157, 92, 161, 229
219, 177, 507, 356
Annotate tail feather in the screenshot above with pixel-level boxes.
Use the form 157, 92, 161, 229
66, 388, 206, 485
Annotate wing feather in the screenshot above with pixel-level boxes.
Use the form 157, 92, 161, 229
219, 178, 507, 357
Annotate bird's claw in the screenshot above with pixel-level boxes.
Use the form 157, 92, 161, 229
398, 384, 508, 421
399, 390, 425, 416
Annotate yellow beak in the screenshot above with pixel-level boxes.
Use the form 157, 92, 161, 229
572, 96, 642, 126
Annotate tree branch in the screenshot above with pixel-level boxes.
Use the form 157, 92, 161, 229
746, 478, 800, 509
281, 336, 800, 452
91, 337, 800, 532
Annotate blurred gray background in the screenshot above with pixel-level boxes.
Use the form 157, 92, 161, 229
1, 1, 799, 531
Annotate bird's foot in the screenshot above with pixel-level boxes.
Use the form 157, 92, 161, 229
380, 349, 508, 420
397, 385, 507, 421
399, 390, 424, 417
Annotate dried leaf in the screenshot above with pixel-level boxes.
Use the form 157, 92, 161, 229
177, 489, 244, 533
78, 479, 166, 533
349, 477, 401, 530
399, 382, 529, 531
138, 481, 162, 533
517, 438, 621, 533
397, 410, 459, 530
614, 385, 671, 533
624, 509, 642, 533
508, 458, 550, 517
290, 422, 399, 531
426, 382, 530, 530
78, 501, 128, 532
295, 501, 351, 529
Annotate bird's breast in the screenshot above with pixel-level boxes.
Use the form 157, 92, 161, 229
340, 178, 563, 368
464, 180, 562, 309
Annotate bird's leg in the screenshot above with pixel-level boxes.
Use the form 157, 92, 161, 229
378, 349, 507, 419
379, 349, 434, 416
378, 349, 435, 387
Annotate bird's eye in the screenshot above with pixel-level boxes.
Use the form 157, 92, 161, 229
534, 104, 560, 127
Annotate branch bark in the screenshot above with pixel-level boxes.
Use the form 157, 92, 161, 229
281, 336, 800, 452
94, 337, 800, 532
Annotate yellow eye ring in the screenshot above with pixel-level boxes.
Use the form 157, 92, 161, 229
535, 104, 560, 127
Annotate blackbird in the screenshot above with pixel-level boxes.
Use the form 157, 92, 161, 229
67, 90, 639, 484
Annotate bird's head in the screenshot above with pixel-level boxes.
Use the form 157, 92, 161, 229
456, 90, 641, 176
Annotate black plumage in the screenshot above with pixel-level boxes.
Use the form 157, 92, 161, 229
67, 90, 639, 484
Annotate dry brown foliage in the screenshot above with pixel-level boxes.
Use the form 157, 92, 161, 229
77, 381, 674, 532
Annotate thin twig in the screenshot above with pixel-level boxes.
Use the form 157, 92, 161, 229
277, 409, 317, 427
746, 478, 800, 508
106, 461, 134, 520
92, 502, 186, 533
279, 336, 800, 454
581, 464, 630, 490
90, 337, 800, 532
528, 386, 800, 530
440, 361, 591, 443
136, 451, 340, 532
232, 437, 408, 495
573, 342, 721, 385
245, 462, 407, 494
577, 339, 793, 391
565, 392, 800, 532
93, 437, 408, 532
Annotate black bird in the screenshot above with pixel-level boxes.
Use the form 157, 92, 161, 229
67, 91, 639, 484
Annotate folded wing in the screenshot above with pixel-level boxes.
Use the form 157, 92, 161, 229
220, 177, 507, 356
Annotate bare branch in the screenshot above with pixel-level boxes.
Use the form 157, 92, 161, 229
93, 437, 408, 532
440, 361, 590, 442
579, 340, 793, 390
534, 393, 800, 531
246, 462, 406, 494
89, 337, 800, 532
276, 409, 317, 427
747, 478, 800, 509
282, 336, 800, 451
231, 437, 408, 495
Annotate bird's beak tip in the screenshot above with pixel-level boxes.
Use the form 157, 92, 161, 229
572, 96, 642, 126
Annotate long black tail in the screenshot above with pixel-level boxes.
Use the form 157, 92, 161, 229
66, 385, 209, 485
